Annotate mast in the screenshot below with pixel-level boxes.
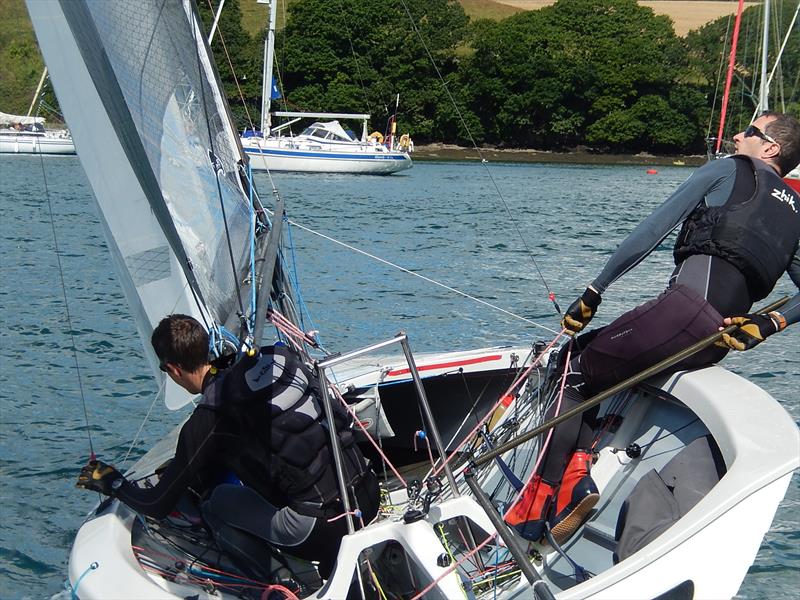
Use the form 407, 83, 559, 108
26, 67, 48, 118
758, 0, 771, 113
259, 0, 278, 137
716, 0, 745, 154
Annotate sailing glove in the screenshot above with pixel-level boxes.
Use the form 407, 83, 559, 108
562, 287, 601, 335
720, 311, 786, 351
76, 460, 123, 496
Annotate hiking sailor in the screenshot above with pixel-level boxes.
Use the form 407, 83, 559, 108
505, 111, 800, 545
76, 314, 380, 579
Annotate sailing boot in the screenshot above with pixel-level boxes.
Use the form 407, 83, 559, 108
504, 474, 557, 542
549, 450, 599, 545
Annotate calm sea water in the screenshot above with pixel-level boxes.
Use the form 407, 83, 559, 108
0, 155, 797, 599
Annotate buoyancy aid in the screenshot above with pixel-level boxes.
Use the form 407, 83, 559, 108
202, 345, 364, 514
673, 156, 800, 301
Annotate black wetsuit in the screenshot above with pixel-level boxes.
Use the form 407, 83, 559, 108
113, 347, 379, 579
539, 156, 800, 483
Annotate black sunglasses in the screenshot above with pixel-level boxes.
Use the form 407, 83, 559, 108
744, 125, 778, 145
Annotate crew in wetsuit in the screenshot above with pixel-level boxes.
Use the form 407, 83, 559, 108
505, 111, 800, 546
76, 314, 380, 580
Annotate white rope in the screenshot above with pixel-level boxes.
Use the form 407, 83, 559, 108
283, 216, 560, 335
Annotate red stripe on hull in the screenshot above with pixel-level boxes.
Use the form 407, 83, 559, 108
388, 354, 503, 377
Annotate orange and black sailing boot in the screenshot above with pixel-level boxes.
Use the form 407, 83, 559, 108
504, 474, 557, 542
549, 450, 599, 545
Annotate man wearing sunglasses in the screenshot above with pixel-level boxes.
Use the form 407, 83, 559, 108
506, 112, 800, 547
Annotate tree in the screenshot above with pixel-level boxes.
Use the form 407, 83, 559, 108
198, 0, 263, 130
272, 0, 474, 142
460, 0, 705, 152
685, 1, 800, 148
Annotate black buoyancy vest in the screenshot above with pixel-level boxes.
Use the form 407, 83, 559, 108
205, 345, 358, 505
673, 156, 800, 301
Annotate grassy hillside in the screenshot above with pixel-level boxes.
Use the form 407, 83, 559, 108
0, 0, 43, 115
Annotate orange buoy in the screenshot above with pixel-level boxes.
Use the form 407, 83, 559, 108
646, 168, 658, 175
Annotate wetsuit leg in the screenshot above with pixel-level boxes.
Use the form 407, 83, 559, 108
202, 471, 381, 580
537, 360, 598, 484
579, 284, 727, 394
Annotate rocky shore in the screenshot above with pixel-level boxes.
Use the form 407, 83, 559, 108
410, 143, 706, 167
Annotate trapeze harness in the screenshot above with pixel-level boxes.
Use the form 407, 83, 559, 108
201, 344, 371, 517
199, 345, 379, 579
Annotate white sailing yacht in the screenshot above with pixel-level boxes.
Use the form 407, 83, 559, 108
240, 0, 412, 174
0, 69, 75, 155
26, 1, 797, 599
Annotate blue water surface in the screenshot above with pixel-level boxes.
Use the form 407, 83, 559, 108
0, 155, 797, 598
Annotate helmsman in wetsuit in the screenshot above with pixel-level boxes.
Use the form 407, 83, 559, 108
505, 111, 800, 546
76, 314, 380, 580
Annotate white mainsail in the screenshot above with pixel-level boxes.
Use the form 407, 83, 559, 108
27, 0, 260, 408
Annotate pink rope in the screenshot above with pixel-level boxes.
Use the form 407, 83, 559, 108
414, 430, 436, 468
327, 510, 365, 525
260, 584, 300, 600
408, 533, 497, 600
432, 331, 566, 478
267, 308, 318, 346
331, 386, 408, 486
502, 337, 573, 518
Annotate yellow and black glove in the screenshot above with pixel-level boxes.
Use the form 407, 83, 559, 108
561, 287, 602, 335
76, 460, 123, 496
720, 311, 786, 351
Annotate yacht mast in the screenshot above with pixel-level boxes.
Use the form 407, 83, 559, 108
26, 67, 48, 117
758, 0, 771, 112
259, 0, 278, 137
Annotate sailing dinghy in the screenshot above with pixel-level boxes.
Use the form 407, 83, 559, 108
27, 1, 798, 599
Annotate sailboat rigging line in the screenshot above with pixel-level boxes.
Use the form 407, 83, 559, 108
119, 379, 166, 467
408, 531, 497, 600
751, 2, 800, 121
39, 154, 94, 457
248, 163, 257, 327
283, 217, 560, 334
203, 0, 257, 132
709, 12, 735, 141
190, 9, 246, 328
396, 0, 560, 315
431, 331, 565, 480
334, 0, 373, 115
331, 386, 408, 485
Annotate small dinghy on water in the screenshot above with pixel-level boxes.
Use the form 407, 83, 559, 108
27, 1, 798, 599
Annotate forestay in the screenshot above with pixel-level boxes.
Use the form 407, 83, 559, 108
27, 0, 256, 408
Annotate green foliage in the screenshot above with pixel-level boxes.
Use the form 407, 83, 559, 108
197, 0, 263, 130
271, 0, 472, 141
4, 0, 796, 154
459, 0, 705, 151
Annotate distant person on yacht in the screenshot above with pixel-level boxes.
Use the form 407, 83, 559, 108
77, 314, 380, 580
506, 112, 800, 546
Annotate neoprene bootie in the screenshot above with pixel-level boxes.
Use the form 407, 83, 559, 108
504, 474, 557, 542
549, 450, 599, 545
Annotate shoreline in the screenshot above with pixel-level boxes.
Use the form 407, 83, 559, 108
410, 143, 706, 167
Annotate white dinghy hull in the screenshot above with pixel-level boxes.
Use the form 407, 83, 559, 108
65, 364, 798, 599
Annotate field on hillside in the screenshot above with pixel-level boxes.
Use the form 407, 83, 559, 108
238, 0, 754, 38
491, 1, 758, 35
